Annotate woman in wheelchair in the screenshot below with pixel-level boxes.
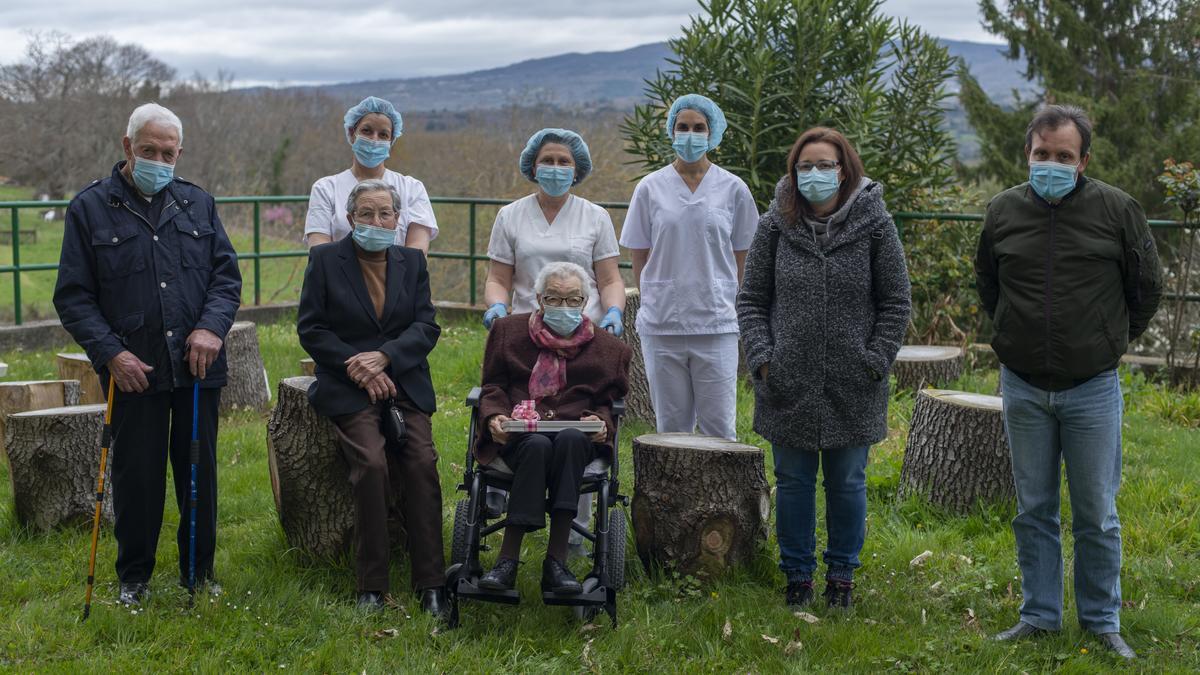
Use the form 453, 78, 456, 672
474, 261, 630, 594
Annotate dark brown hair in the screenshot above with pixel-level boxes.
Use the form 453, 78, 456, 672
1025, 104, 1093, 157
779, 127, 865, 224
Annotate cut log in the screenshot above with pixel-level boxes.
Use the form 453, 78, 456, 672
0, 380, 83, 498
266, 376, 403, 558
893, 345, 964, 391
618, 288, 655, 425
56, 353, 105, 405
300, 358, 315, 376
221, 321, 270, 412
899, 389, 1013, 514
631, 433, 770, 578
4, 403, 113, 530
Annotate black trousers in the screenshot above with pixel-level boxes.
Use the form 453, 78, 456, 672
501, 429, 597, 531
109, 386, 220, 584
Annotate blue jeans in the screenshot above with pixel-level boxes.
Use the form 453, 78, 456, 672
1001, 367, 1124, 634
772, 444, 870, 580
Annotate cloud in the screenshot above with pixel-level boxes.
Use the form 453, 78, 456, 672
0, 0, 998, 86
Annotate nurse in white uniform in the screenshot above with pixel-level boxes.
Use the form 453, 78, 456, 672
482, 128, 626, 557
483, 128, 625, 332
304, 96, 438, 253
619, 94, 759, 440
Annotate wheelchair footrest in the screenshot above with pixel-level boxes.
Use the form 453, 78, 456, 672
542, 576, 606, 607
451, 576, 521, 605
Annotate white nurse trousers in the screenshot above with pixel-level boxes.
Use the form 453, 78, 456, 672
640, 333, 739, 440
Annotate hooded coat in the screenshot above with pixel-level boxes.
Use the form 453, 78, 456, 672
736, 176, 911, 451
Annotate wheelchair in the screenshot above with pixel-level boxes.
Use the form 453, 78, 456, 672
445, 387, 629, 627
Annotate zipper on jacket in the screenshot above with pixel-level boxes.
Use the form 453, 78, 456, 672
1043, 208, 1056, 373
120, 202, 155, 231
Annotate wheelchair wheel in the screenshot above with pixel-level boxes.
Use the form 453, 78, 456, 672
451, 499, 470, 567
606, 507, 627, 591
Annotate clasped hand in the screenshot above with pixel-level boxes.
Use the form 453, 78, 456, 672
345, 351, 395, 403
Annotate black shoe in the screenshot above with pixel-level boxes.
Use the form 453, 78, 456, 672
478, 558, 519, 591
484, 491, 507, 519
118, 582, 149, 606
356, 591, 385, 611
785, 580, 815, 607
541, 557, 582, 595
179, 576, 222, 596
990, 621, 1047, 642
823, 579, 854, 609
420, 587, 450, 621
1097, 632, 1137, 659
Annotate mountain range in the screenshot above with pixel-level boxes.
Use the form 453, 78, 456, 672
301, 39, 1035, 113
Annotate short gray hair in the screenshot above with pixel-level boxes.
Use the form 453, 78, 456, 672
534, 261, 592, 297
127, 103, 183, 145
345, 179, 403, 215
1026, 104, 1092, 157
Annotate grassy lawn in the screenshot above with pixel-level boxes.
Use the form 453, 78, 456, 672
1, 317, 1198, 672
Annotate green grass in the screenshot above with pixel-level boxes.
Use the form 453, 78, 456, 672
2, 319, 1198, 672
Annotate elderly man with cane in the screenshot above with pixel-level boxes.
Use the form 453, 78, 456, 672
54, 102, 242, 608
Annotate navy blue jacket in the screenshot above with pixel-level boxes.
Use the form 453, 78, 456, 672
53, 162, 242, 394
297, 236, 439, 418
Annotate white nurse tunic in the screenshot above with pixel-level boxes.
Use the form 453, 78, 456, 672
618, 163, 758, 335
487, 193, 620, 323
304, 168, 439, 245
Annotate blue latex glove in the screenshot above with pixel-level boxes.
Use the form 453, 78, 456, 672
598, 306, 623, 336
483, 303, 507, 329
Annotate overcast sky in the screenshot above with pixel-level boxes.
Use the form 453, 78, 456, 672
0, 1, 1001, 87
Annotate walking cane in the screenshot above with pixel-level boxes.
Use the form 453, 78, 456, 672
187, 379, 200, 606
82, 377, 116, 621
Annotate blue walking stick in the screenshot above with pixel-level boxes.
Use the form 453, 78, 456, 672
187, 380, 200, 606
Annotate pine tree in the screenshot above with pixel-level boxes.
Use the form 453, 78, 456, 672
621, 0, 958, 211
960, 0, 1200, 214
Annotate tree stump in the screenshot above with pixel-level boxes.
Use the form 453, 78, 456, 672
631, 433, 770, 578
4, 403, 113, 530
892, 345, 964, 391
619, 288, 655, 425
899, 389, 1013, 514
56, 353, 105, 405
1, 380, 83, 496
221, 321, 270, 412
300, 358, 315, 376
266, 376, 403, 558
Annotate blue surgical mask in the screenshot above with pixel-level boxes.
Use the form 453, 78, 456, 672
352, 222, 395, 252
672, 131, 709, 163
352, 135, 391, 168
132, 157, 174, 195
536, 165, 574, 197
796, 168, 840, 204
542, 306, 583, 335
1029, 161, 1079, 202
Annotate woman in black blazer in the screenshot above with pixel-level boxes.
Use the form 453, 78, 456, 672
297, 178, 446, 617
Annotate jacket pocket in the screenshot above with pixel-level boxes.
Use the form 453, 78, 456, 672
91, 225, 146, 280
175, 218, 214, 270
1096, 308, 1121, 360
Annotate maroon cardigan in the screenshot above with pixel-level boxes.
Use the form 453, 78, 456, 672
475, 312, 632, 465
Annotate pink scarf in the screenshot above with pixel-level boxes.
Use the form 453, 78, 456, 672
527, 312, 595, 400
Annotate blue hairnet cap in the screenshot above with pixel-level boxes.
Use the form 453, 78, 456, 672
343, 96, 403, 146
519, 128, 593, 184
667, 94, 727, 149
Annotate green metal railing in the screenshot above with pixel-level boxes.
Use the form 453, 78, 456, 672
0, 196, 1191, 325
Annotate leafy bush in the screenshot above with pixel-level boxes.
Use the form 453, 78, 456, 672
621, 0, 958, 212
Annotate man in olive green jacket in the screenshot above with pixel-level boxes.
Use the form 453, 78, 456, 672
975, 105, 1162, 660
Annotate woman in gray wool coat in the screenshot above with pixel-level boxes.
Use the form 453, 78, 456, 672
736, 127, 911, 610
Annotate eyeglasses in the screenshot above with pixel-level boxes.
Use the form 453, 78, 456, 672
542, 295, 585, 308
796, 160, 840, 172
353, 209, 397, 222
